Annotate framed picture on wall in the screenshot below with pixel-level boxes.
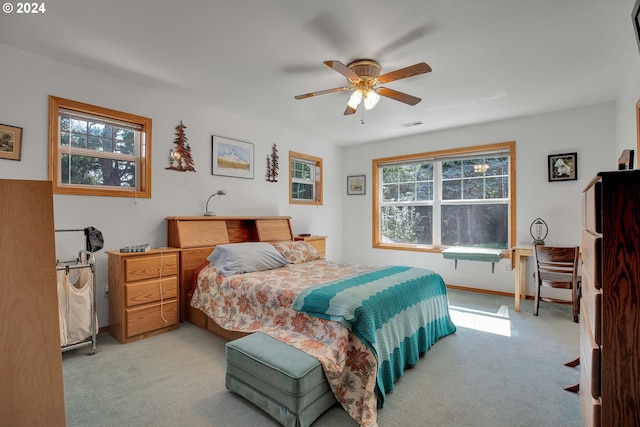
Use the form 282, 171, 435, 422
0, 123, 22, 161
211, 135, 254, 179
548, 152, 578, 182
347, 175, 366, 195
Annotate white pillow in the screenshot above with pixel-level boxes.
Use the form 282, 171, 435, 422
207, 242, 290, 276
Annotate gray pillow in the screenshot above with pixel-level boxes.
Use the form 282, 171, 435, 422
207, 242, 290, 276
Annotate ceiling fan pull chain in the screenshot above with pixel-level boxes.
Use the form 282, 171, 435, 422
361, 105, 366, 124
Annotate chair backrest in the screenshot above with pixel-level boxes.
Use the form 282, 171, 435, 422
533, 245, 579, 281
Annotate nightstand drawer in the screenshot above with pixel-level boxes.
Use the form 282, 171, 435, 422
126, 300, 178, 338
125, 253, 178, 282
125, 276, 177, 307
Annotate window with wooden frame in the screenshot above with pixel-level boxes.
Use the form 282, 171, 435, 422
48, 96, 152, 198
372, 141, 516, 253
289, 151, 323, 205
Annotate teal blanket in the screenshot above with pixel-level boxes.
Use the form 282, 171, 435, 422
293, 265, 456, 407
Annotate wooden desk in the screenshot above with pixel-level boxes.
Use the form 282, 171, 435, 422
510, 245, 534, 312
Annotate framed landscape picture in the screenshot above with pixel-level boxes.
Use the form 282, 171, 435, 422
211, 135, 254, 179
0, 123, 22, 161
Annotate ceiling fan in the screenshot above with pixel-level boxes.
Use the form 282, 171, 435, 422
294, 59, 432, 115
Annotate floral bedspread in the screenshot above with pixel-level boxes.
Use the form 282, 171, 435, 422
190, 259, 382, 426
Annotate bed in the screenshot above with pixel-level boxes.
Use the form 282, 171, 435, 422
166, 216, 456, 427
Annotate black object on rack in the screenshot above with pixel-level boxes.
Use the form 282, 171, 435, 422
54, 227, 104, 253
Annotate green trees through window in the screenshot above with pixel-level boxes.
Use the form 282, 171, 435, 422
49, 96, 152, 198
373, 142, 515, 251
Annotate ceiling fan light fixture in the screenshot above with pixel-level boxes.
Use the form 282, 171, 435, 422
363, 89, 381, 110
347, 90, 363, 109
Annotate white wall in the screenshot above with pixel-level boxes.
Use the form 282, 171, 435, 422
616, 55, 640, 154
3, 37, 638, 326
341, 102, 617, 297
0, 43, 343, 327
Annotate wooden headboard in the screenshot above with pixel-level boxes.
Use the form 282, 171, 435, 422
165, 216, 294, 322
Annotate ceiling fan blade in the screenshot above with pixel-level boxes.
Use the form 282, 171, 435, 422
323, 60, 361, 80
294, 87, 348, 100
377, 87, 422, 106
377, 62, 432, 84
344, 105, 357, 115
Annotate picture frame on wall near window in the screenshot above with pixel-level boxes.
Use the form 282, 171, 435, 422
548, 152, 578, 182
0, 123, 22, 161
211, 135, 254, 179
347, 175, 366, 195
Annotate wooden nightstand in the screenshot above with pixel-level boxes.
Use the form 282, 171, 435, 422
294, 235, 327, 258
107, 248, 180, 344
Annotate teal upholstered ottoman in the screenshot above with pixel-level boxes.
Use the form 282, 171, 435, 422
225, 332, 337, 427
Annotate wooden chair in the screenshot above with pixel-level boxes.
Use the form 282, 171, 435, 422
533, 245, 581, 323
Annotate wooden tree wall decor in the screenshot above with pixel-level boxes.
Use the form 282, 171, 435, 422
166, 121, 196, 172
266, 143, 279, 182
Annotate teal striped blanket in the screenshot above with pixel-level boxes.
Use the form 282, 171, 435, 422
293, 265, 456, 407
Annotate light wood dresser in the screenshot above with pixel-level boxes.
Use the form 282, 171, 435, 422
581, 170, 640, 426
107, 248, 180, 343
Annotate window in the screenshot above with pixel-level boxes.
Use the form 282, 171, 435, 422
48, 96, 152, 198
289, 151, 322, 205
373, 142, 515, 252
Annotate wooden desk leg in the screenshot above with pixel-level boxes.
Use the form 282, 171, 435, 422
514, 253, 522, 312
520, 257, 527, 301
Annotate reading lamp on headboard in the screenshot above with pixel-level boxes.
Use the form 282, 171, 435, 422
204, 190, 227, 216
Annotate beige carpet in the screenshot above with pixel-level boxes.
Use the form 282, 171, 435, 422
63, 289, 580, 426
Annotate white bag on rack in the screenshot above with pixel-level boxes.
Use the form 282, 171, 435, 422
64, 267, 95, 345
56, 269, 68, 347
57, 266, 97, 347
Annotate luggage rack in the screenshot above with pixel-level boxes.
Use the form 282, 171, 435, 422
55, 227, 104, 354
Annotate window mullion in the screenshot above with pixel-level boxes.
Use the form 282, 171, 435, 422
433, 161, 442, 247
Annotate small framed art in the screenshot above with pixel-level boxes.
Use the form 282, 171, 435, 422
211, 135, 254, 179
548, 152, 577, 182
0, 123, 23, 161
347, 175, 366, 195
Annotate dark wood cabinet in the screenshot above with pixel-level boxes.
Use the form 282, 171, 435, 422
581, 170, 640, 426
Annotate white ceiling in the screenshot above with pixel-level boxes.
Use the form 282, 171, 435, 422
0, 0, 636, 146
